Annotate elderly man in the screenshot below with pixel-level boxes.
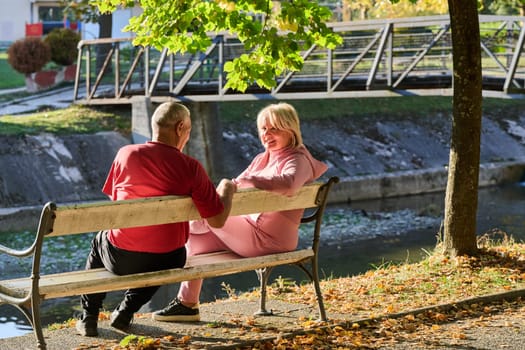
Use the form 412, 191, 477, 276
76, 102, 236, 336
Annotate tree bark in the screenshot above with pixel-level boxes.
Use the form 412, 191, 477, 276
442, 0, 482, 256
96, 13, 113, 74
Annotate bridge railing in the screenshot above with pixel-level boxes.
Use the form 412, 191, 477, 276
73, 15, 525, 104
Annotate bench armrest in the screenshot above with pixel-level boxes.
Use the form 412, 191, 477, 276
0, 243, 35, 258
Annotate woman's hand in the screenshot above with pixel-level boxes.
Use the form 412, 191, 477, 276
217, 178, 237, 197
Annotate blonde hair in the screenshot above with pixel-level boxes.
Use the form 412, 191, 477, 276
151, 102, 190, 131
256, 102, 303, 148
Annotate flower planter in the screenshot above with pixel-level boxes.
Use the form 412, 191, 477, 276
25, 64, 77, 92
63, 64, 77, 82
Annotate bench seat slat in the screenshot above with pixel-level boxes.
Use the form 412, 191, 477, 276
50, 183, 321, 236
0, 249, 314, 300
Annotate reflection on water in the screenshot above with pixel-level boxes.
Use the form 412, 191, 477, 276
1, 183, 524, 339
0, 311, 33, 339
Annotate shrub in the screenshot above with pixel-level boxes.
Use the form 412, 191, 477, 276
44, 28, 81, 66
7, 37, 51, 74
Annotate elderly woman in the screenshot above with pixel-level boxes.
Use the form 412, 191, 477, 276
152, 102, 328, 322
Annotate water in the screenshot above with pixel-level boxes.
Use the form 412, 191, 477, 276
1, 183, 524, 339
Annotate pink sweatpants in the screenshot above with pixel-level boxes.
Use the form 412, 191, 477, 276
178, 211, 301, 304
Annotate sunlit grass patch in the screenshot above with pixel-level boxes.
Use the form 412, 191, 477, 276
0, 105, 130, 136
265, 234, 525, 319
0, 52, 25, 89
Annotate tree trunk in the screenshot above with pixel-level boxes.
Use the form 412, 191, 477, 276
442, 0, 482, 256
96, 13, 113, 74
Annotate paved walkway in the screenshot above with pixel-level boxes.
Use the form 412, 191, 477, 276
0, 87, 74, 116
1, 289, 524, 350
1, 299, 333, 349
0, 87, 26, 95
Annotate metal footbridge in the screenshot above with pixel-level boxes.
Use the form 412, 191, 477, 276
72, 15, 525, 105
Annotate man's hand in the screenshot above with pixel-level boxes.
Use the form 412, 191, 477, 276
206, 179, 237, 228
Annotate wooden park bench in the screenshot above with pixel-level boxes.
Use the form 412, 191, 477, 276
0, 176, 339, 349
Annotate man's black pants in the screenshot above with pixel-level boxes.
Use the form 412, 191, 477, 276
80, 230, 186, 315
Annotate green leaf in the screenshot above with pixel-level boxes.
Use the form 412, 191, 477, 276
93, 0, 342, 92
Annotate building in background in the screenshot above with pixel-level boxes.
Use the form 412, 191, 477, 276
0, 0, 135, 44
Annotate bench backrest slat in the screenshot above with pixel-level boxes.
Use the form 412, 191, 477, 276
49, 183, 322, 236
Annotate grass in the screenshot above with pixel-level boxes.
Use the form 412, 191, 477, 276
308, 241, 524, 315
217, 96, 455, 123
0, 104, 131, 136
1, 95, 525, 137
0, 52, 25, 89
217, 95, 525, 124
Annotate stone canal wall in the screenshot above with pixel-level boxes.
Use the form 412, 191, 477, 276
1, 111, 524, 232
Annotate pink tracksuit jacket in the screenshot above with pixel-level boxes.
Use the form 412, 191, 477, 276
178, 144, 328, 304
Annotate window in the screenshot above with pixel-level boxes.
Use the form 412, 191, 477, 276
38, 6, 64, 22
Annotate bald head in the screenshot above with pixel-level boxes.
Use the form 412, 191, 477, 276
151, 102, 190, 131
151, 102, 192, 150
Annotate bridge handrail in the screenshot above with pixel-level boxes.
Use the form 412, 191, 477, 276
73, 15, 525, 104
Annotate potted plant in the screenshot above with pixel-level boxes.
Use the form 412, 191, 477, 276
7, 36, 51, 92
44, 28, 81, 81
7, 28, 80, 92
